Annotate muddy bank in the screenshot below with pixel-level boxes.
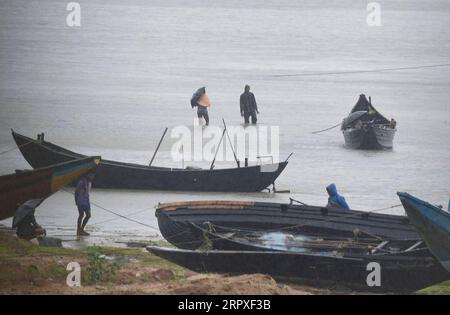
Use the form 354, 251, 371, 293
0, 229, 313, 295
1, 228, 449, 295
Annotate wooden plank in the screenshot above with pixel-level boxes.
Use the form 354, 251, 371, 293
158, 200, 255, 211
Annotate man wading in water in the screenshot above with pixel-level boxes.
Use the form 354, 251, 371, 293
191, 87, 210, 126
240, 84, 259, 124
75, 172, 95, 236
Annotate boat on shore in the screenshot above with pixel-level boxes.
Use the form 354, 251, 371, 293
147, 245, 449, 293
341, 94, 396, 150
0, 156, 100, 220
187, 222, 429, 255
398, 192, 450, 272
155, 200, 420, 250
12, 130, 288, 192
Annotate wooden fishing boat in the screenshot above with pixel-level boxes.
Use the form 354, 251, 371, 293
187, 222, 429, 255
341, 94, 396, 150
147, 246, 449, 293
0, 156, 100, 220
398, 192, 450, 272
12, 130, 288, 192
155, 200, 419, 250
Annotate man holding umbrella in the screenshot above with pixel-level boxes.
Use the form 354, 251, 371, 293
191, 87, 210, 126
13, 199, 46, 240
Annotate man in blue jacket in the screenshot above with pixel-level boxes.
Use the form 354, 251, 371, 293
75, 172, 95, 236
326, 183, 350, 210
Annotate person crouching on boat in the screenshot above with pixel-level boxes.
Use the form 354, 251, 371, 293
326, 183, 350, 210
389, 118, 397, 129
75, 172, 95, 236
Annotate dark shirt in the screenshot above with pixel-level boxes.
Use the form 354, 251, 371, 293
240, 92, 258, 114
75, 177, 91, 208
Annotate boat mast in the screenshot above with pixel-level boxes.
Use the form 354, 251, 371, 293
149, 127, 168, 166
222, 118, 240, 168
210, 128, 226, 170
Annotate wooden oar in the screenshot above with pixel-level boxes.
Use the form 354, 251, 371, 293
210, 128, 227, 170
149, 127, 168, 166
222, 118, 240, 168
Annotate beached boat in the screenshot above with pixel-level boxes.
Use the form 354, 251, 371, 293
187, 222, 429, 255
147, 246, 449, 293
0, 156, 100, 220
341, 94, 396, 150
398, 192, 450, 272
155, 200, 419, 250
12, 130, 288, 192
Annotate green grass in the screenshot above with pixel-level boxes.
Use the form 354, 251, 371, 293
0, 232, 83, 259
419, 280, 450, 295
89, 246, 187, 280
0, 230, 187, 289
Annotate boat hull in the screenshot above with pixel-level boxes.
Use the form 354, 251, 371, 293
342, 125, 395, 150
156, 200, 419, 250
147, 246, 449, 293
398, 192, 450, 272
0, 157, 100, 220
12, 131, 288, 192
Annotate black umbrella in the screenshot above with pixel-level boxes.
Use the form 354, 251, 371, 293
190, 87, 206, 108
12, 198, 45, 228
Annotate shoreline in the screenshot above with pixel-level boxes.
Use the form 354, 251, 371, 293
0, 228, 316, 295
1, 227, 449, 295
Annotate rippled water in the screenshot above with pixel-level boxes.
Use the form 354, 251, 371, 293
1, 0, 449, 245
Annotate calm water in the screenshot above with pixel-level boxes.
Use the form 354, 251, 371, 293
1, 0, 449, 245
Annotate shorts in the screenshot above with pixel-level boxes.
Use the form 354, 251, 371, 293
77, 204, 91, 217
197, 107, 209, 125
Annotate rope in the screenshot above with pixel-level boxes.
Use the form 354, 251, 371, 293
290, 197, 403, 218
268, 62, 450, 78
90, 206, 154, 226
0, 141, 31, 156
338, 204, 403, 220
311, 122, 342, 134
61, 189, 160, 232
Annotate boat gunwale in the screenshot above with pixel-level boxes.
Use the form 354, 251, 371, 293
342, 125, 396, 133
0, 156, 100, 181
147, 245, 439, 264
157, 200, 256, 211
147, 245, 364, 262
159, 211, 417, 235
157, 200, 410, 221
399, 192, 450, 220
